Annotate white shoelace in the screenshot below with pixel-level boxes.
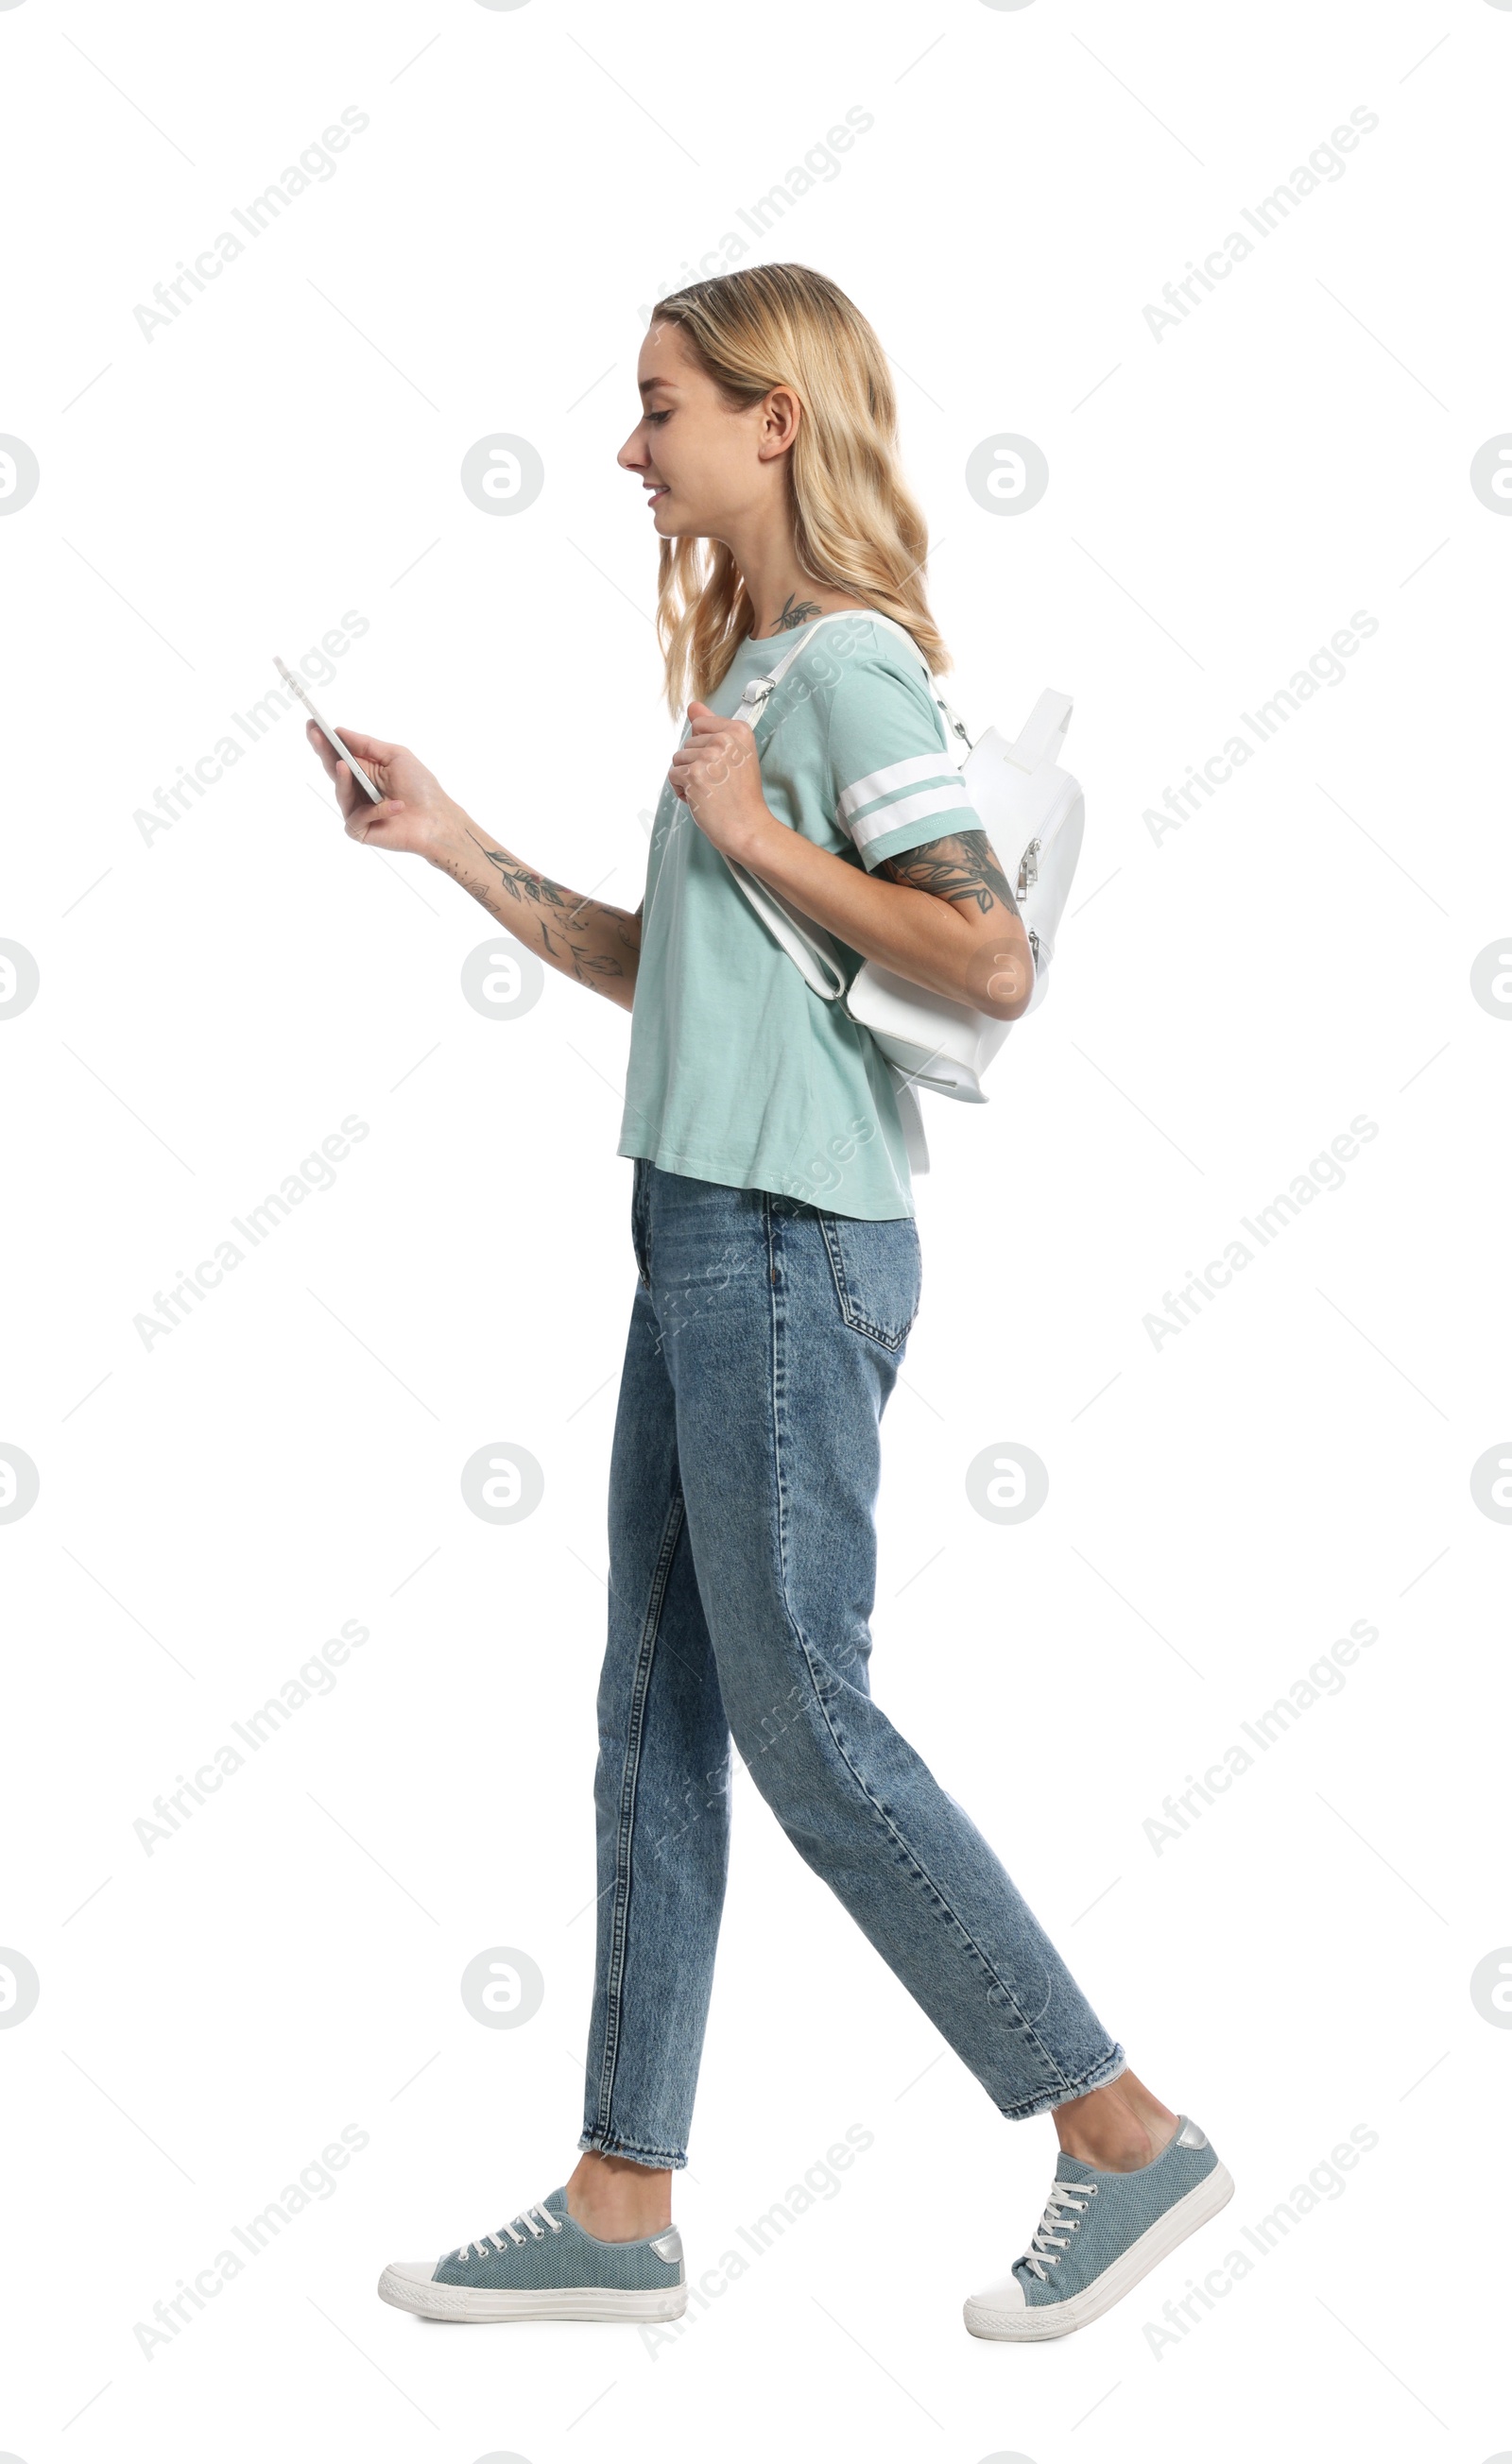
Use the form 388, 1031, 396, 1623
1018, 2177, 1098, 2283
455, 2199, 564, 2262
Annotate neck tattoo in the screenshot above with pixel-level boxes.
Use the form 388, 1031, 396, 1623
771, 592, 823, 633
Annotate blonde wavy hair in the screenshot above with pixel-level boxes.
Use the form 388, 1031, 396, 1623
644, 263, 949, 717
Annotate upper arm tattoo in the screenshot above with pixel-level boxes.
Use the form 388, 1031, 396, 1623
876, 830, 1022, 922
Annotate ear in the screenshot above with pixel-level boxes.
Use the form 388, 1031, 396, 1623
757, 383, 801, 461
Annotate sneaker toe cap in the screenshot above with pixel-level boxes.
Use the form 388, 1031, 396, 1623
382, 2259, 440, 2287
965, 2269, 1027, 2317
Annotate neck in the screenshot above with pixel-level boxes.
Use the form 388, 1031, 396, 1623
720, 515, 864, 639
755, 586, 827, 637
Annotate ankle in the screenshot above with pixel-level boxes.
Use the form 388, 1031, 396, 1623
566, 2150, 673, 2241
1058, 2117, 1162, 2172
1053, 2072, 1179, 2175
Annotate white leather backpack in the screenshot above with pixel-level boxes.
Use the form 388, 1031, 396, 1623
712, 610, 1086, 1170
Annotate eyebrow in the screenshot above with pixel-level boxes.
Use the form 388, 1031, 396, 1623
638, 376, 679, 397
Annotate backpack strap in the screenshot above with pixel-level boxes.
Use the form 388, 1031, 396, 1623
711, 611, 981, 1022
735, 609, 974, 763
715, 613, 962, 1007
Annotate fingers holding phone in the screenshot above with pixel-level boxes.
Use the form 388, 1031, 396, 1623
280, 653, 457, 858
301, 719, 461, 859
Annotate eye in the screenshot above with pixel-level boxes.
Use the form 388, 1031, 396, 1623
645, 409, 671, 425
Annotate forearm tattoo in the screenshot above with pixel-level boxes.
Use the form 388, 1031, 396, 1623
877, 829, 1022, 921
429, 827, 642, 991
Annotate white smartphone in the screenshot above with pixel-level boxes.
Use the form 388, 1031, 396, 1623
273, 656, 384, 803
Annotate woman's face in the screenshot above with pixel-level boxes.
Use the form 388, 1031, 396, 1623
618, 318, 793, 543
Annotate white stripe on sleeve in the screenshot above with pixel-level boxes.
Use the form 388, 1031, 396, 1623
847, 782, 976, 853
835, 752, 954, 826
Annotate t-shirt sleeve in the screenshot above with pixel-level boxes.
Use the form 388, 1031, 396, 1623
824, 650, 978, 871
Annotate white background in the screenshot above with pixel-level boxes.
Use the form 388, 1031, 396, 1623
2, 1, 1509, 2457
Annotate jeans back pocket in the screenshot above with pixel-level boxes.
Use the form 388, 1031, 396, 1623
817, 1213, 922, 1351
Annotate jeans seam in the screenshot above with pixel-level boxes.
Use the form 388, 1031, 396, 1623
765, 1212, 1074, 2099
593, 1483, 687, 2144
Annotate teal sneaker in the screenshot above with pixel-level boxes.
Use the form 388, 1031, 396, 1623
378, 2188, 687, 2323
964, 2117, 1234, 2341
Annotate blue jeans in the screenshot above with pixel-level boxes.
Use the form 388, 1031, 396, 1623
579, 1161, 1125, 2168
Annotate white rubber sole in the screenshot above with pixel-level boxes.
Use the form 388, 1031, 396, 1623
963, 2160, 1236, 2342
377, 2266, 688, 2324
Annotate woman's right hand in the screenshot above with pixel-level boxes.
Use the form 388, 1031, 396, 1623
304, 721, 465, 863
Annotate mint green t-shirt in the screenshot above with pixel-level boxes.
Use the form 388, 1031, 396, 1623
617, 613, 978, 1221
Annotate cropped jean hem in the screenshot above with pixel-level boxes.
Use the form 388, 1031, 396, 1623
577, 2127, 686, 2172
999, 2043, 1129, 2123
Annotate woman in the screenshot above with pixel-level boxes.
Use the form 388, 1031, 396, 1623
307, 265, 1231, 2341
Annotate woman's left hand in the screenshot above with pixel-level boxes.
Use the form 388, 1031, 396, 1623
667, 703, 774, 860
